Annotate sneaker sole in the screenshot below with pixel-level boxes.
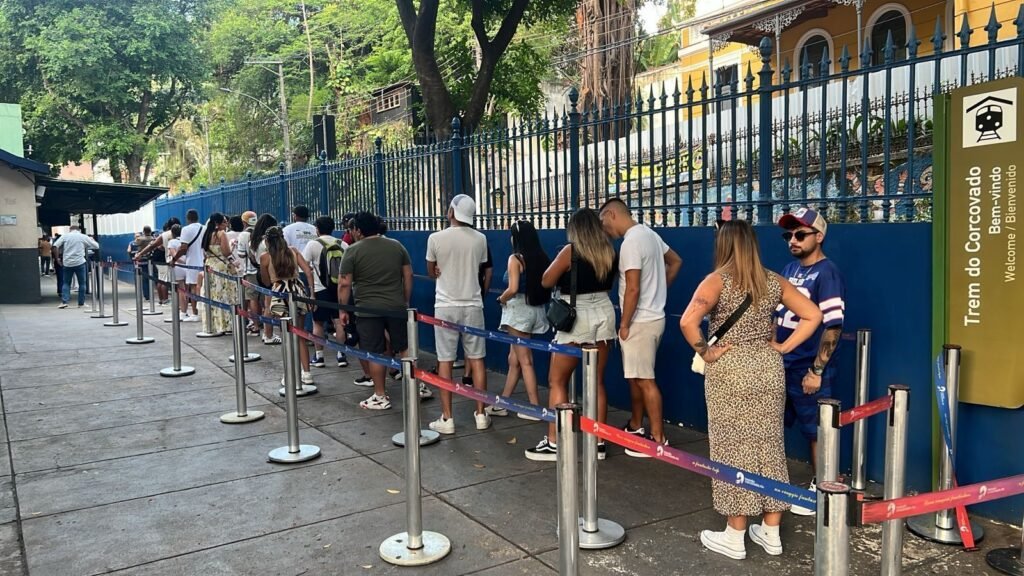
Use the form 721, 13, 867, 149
700, 532, 746, 560
353, 381, 374, 387
524, 451, 557, 462
516, 413, 541, 421
749, 530, 783, 556
624, 449, 652, 458
790, 506, 816, 517
360, 403, 391, 410
429, 426, 455, 435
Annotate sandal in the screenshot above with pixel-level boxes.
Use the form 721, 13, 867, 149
262, 335, 282, 345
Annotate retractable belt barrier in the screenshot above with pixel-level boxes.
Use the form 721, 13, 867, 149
293, 295, 407, 319
207, 267, 241, 281
178, 285, 234, 312
240, 278, 290, 299
172, 263, 205, 271
416, 312, 582, 358
415, 368, 554, 422
860, 473, 1024, 525
288, 325, 401, 370
236, 306, 281, 327
839, 395, 894, 427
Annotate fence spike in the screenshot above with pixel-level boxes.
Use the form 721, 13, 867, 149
932, 16, 946, 54
819, 46, 831, 77
884, 30, 896, 64
800, 46, 813, 78
908, 24, 921, 58
985, 4, 1002, 45
860, 36, 873, 68
839, 45, 851, 72
958, 13, 973, 49
648, 85, 657, 108
685, 76, 694, 102
278, 162, 285, 173
451, 116, 462, 138
782, 58, 792, 83
673, 77, 681, 98
744, 62, 755, 90
699, 72, 708, 99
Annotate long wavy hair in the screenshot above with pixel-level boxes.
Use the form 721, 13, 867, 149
566, 208, 615, 282
714, 220, 769, 303
263, 226, 295, 279
249, 213, 278, 253
511, 220, 551, 306
200, 213, 225, 251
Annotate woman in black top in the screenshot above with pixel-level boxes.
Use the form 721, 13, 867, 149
525, 208, 617, 461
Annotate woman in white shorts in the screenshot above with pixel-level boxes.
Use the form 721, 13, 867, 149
492, 220, 550, 420
525, 208, 617, 462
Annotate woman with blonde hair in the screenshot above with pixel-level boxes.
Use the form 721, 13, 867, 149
259, 226, 316, 385
525, 208, 617, 461
679, 219, 821, 560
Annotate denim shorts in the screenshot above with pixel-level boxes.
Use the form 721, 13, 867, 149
784, 367, 833, 442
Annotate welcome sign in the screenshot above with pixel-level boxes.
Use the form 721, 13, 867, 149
946, 76, 1023, 408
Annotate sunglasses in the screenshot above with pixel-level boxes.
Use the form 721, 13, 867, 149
782, 230, 817, 242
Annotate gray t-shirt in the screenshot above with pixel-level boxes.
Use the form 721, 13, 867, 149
426, 225, 488, 308
338, 236, 411, 316
53, 231, 99, 267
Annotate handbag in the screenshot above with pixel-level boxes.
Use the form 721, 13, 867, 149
691, 293, 753, 374
546, 244, 577, 332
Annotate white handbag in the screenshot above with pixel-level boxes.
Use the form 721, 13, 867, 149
691, 293, 752, 375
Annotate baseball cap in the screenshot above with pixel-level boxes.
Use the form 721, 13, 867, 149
242, 210, 257, 226
450, 194, 476, 225
778, 207, 827, 237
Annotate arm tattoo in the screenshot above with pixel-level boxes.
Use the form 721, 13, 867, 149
694, 338, 709, 356
814, 326, 842, 371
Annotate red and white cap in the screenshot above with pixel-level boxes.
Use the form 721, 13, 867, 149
779, 207, 827, 237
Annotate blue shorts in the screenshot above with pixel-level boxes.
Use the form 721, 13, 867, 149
784, 368, 833, 442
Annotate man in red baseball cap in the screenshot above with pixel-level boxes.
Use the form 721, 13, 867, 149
774, 207, 846, 518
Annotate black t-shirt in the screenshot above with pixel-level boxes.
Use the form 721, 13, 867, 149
558, 252, 617, 295
478, 247, 493, 290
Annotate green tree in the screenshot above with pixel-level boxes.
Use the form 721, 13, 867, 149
637, 0, 695, 72
0, 0, 212, 182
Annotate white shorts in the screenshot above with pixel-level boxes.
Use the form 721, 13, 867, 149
553, 292, 616, 345
435, 306, 486, 362
185, 267, 201, 285
619, 318, 665, 380
499, 294, 549, 335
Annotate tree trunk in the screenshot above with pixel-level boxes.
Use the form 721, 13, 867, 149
577, 0, 636, 142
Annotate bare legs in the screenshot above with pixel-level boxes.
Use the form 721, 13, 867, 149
545, 341, 609, 441
498, 327, 541, 405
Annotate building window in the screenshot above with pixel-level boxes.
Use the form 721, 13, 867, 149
799, 34, 831, 79
715, 64, 738, 110
376, 91, 402, 113
870, 8, 908, 65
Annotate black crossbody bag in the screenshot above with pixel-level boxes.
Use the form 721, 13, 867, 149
691, 293, 753, 374
546, 245, 577, 332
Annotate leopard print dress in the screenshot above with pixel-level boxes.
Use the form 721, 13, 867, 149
704, 271, 790, 516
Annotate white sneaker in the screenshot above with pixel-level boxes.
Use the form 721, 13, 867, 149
790, 481, 817, 516
700, 528, 746, 560
429, 415, 455, 434
474, 411, 492, 430
418, 383, 433, 399
359, 394, 391, 410
748, 523, 783, 556
182, 314, 199, 323
300, 371, 314, 384
484, 406, 508, 417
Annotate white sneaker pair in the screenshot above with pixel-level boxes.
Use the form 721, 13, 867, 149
427, 411, 491, 435
700, 523, 783, 560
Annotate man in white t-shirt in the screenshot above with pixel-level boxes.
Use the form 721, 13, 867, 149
426, 194, 490, 435
283, 205, 317, 252
599, 198, 682, 454
302, 215, 348, 369
169, 209, 204, 320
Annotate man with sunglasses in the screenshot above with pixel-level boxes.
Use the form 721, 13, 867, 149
775, 207, 846, 516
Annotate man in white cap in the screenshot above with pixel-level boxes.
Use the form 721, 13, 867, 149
426, 194, 491, 434
775, 207, 846, 518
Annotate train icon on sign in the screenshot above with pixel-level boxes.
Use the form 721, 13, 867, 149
967, 96, 1013, 142
962, 86, 1018, 149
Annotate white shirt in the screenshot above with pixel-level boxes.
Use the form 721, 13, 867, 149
235, 229, 255, 275
301, 235, 338, 293
53, 231, 99, 267
618, 224, 670, 324
283, 221, 317, 252
426, 225, 488, 307
179, 222, 206, 268
160, 230, 174, 263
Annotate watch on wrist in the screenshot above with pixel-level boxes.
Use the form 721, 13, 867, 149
810, 365, 825, 376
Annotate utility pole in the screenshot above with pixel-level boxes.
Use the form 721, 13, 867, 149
245, 59, 292, 172
201, 116, 213, 179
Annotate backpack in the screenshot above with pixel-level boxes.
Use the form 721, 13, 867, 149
316, 237, 344, 291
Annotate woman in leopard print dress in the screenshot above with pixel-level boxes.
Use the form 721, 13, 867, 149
680, 220, 822, 560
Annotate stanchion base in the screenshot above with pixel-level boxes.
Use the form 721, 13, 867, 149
986, 547, 1023, 576
850, 483, 884, 501
195, 331, 224, 338
907, 515, 986, 545
91, 313, 112, 319
392, 430, 442, 447
379, 531, 451, 566
278, 384, 318, 397
141, 308, 162, 316
220, 410, 265, 424
578, 517, 626, 549
103, 320, 129, 327
160, 366, 196, 378
163, 316, 175, 323
228, 353, 261, 363
268, 444, 321, 463
125, 337, 155, 345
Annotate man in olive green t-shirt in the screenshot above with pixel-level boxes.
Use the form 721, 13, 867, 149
337, 212, 412, 410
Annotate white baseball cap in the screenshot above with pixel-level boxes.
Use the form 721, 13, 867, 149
450, 194, 476, 225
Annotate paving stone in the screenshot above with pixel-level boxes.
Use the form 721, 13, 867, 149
0, 341, 169, 371
16, 428, 355, 517
0, 522, 24, 576
22, 458, 404, 575
10, 404, 289, 473
0, 478, 16, 525
470, 558, 557, 575
0, 353, 216, 389
1, 373, 227, 413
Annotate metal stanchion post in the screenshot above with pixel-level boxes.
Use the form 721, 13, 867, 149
221, 305, 265, 424
126, 263, 155, 344
103, 262, 128, 327
986, 513, 1024, 575
228, 275, 260, 363
278, 297, 316, 396
163, 264, 177, 323
160, 285, 195, 377
880, 384, 910, 576
91, 258, 111, 319
577, 346, 624, 549
393, 308, 440, 447
380, 358, 451, 566
851, 329, 871, 492
557, 403, 581, 576
814, 481, 851, 576
908, 344, 985, 544
85, 260, 99, 313
817, 399, 842, 484
268, 316, 320, 463
142, 261, 162, 316
195, 266, 223, 338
